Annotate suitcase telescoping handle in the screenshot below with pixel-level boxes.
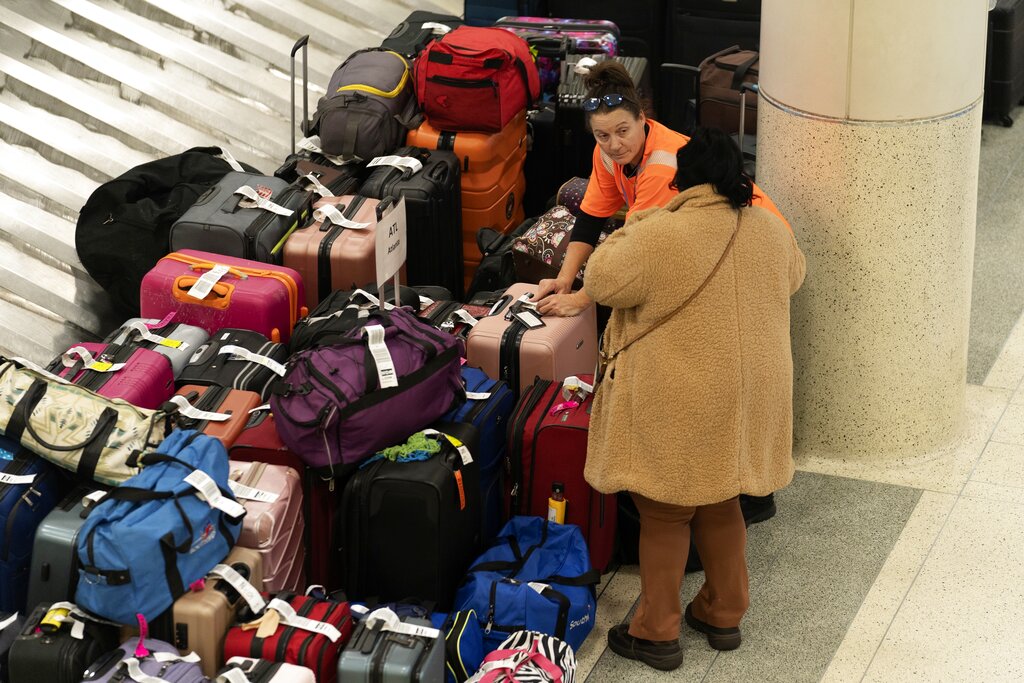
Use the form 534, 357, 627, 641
290, 35, 310, 155
738, 82, 758, 164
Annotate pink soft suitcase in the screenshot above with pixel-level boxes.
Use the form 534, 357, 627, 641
46, 342, 175, 409
465, 282, 598, 396
228, 460, 306, 592
139, 250, 307, 344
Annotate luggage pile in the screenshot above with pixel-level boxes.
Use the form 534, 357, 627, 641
0, 10, 651, 682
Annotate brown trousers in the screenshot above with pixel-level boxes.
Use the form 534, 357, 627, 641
628, 493, 749, 642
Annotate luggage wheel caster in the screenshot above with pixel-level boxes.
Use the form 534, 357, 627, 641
1001, 115, 1014, 127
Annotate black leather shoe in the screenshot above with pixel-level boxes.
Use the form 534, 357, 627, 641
740, 493, 777, 526
684, 603, 742, 650
606, 624, 684, 671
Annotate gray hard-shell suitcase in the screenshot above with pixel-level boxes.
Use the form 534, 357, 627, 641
25, 487, 100, 611
169, 172, 312, 263
104, 318, 210, 377
337, 616, 444, 683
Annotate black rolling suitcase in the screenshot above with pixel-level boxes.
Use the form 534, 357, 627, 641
662, 0, 761, 133
986, 0, 1024, 126
0, 612, 22, 683
175, 329, 289, 400
381, 11, 465, 59
8, 603, 120, 683
358, 146, 464, 298
337, 423, 481, 610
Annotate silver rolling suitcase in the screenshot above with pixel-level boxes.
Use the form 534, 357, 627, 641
337, 615, 444, 683
25, 486, 101, 610
104, 318, 210, 377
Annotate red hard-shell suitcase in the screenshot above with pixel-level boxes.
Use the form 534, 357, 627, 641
228, 411, 337, 589
465, 282, 598, 396
140, 250, 307, 344
47, 342, 175, 410
222, 593, 352, 683
508, 376, 616, 572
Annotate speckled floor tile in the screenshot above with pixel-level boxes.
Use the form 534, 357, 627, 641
1013, 380, 1024, 405
991, 402, 1024, 445
960, 480, 1024, 506
585, 472, 920, 683
794, 384, 1010, 493
861, 495, 1024, 682
976, 112, 1024, 208
981, 310, 1024, 390
970, 441, 1024, 487
574, 566, 641, 680
821, 491, 956, 682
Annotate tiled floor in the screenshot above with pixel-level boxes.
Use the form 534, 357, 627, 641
581, 104, 1024, 682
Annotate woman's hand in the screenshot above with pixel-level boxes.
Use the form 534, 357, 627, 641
536, 291, 591, 317
535, 277, 572, 300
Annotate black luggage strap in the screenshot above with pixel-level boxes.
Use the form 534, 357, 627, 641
5, 378, 47, 443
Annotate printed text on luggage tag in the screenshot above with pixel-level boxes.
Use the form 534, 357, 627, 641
0, 472, 36, 485
218, 345, 287, 376
265, 599, 342, 641
169, 395, 232, 422
188, 264, 230, 300
125, 321, 186, 349
367, 155, 424, 175
227, 480, 280, 504
60, 346, 126, 373
208, 564, 267, 614
184, 470, 246, 519
362, 325, 398, 388
515, 310, 545, 329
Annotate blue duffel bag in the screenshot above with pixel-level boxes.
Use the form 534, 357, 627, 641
453, 516, 599, 653
74, 430, 243, 623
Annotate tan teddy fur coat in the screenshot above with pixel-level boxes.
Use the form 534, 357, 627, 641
583, 183, 806, 507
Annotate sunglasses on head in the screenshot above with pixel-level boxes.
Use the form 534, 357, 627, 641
582, 93, 626, 112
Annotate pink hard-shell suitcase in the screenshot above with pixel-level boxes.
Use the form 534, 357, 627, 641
465, 282, 598, 396
46, 342, 175, 409
228, 460, 306, 592
139, 250, 307, 344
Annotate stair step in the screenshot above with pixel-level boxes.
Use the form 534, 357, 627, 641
111, 0, 336, 90
0, 139, 97, 220
0, 94, 150, 183
0, 289, 105, 366
229, 0, 385, 61
50, 0, 296, 115
0, 5, 290, 163
0, 192, 82, 275
0, 53, 277, 171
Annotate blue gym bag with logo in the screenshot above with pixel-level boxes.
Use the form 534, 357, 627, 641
74, 430, 243, 623
453, 516, 599, 653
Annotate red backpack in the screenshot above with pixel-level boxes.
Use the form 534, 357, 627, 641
415, 26, 540, 133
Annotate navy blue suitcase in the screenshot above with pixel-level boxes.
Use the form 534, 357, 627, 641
0, 437, 65, 614
441, 366, 516, 543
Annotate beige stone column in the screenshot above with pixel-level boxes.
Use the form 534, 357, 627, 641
758, 0, 989, 455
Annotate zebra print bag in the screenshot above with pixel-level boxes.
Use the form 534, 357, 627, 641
465, 631, 576, 683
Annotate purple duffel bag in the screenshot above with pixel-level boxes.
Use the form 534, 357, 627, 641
270, 306, 465, 472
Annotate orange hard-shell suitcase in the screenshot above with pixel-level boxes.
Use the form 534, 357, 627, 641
465, 282, 598, 396
171, 384, 263, 448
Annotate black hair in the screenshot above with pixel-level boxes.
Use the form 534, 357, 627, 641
583, 61, 648, 123
671, 127, 754, 209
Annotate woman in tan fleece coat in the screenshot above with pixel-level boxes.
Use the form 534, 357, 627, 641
584, 127, 806, 671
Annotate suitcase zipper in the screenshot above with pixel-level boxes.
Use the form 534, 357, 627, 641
526, 386, 561, 518
273, 597, 319, 662
317, 196, 367, 300
506, 380, 551, 515
426, 75, 498, 91
298, 599, 342, 669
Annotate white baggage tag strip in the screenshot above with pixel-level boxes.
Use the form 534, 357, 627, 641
0, 613, 19, 631
216, 148, 245, 172
144, 312, 176, 329
363, 607, 441, 640
228, 480, 280, 504
351, 288, 395, 310
313, 204, 370, 230
168, 395, 232, 422
12, 357, 71, 385
422, 21, 454, 35
516, 293, 538, 310
234, 186, 294, 216
266, 599, 342, 642
124, 321, 186, 349
367, 155, 424, 175
465, 392, 492, 401
298, 173, 333, 198
362, 325, 398, 388
297, 136, 352, 166
0, 472, 36, 485
562, 375, 594, 395
61, 347, 126, 374
208, 564, 267, 614
123, 651, 201, 683
418, 295, 434, 309
452, 309, 478, 327
184, 470, 246, 518
527, 581, 551, 594
514, 310, 545, 329
421, 429, 474, 465
83, 490, 108, 507
187, 264, 230, 300
216, 670, 249, 683
248, 403, 271, 414
219, 345, 287, 377
48, 601, 87, 640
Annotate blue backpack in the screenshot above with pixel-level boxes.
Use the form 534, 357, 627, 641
453, 516, 599, 653
75, 430, 242, 623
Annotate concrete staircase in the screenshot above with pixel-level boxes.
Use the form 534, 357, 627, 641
0, 0, 460, 363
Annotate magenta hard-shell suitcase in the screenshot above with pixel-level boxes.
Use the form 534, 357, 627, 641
139, 249, 307, 344
46, 342, 175, 409
229, 460, 307, 592
465, 282, 598, 396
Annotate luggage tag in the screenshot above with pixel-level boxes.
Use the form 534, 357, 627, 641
168, 395, 232, 422
216, 148, 246, 172
362, 325, 398, 388
218, 345, 287, 377
143, 312, 176, 330
122, 651, 201, 683
505, 295, 546, 329
313, 204, 371, 231
421, 428, 473, 465
361, 607, 441, 640
216, 669, 250, 683
297, 173, 334, 199
124, 321, 187, 350
187, 264, 231, 300
465, 391, 492, 401
350, 288, 397, 311
234, 186, 294, 215
561, 375, 594, 401
10, 356, 72, 385
297, 136, 352, 166
61, 346, 126, 374
207, 564, 267, 614
184, 470, 246, 519
422, 21, 454, 35
44, 601, 90, 640
251, 599, 343, 642
367, 155, 424, 179
227, 478, 280, 504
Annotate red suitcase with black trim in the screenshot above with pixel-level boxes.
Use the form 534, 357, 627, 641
507, 375, 616, 572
